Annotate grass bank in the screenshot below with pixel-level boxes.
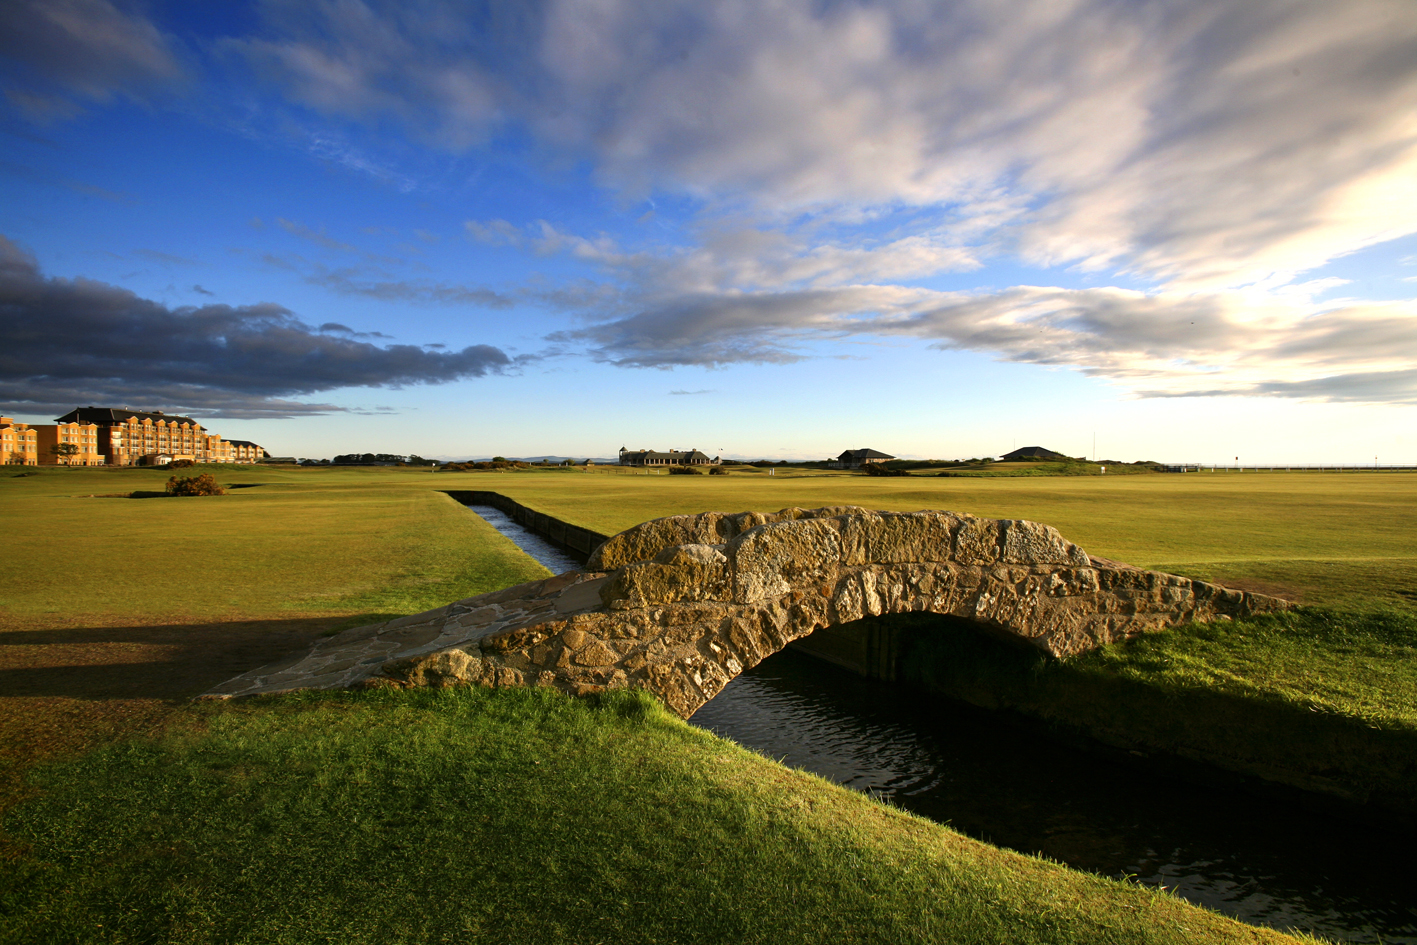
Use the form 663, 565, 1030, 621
1, 685, 1307, 945
886, 609, 1417, 820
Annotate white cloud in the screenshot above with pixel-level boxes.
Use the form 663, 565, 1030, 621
235, 0, 1417, 293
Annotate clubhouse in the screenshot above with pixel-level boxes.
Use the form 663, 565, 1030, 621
618, 447, 719, 467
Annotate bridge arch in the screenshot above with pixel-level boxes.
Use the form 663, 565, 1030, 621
209, 507, 1291, 716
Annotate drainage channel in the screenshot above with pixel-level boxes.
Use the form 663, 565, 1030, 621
462, 501, 1416, 944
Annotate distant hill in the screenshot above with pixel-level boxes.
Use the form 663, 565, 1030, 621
1001, 446, 1074, 462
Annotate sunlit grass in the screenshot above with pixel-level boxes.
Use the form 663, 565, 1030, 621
0, 465, 549, 625
0, 686, 1306, 945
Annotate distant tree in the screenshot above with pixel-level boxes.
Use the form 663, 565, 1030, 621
492, 456, 508, 463
50, 443, 80, 465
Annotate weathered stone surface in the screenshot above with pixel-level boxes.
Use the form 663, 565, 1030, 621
207, 507, 1292, 718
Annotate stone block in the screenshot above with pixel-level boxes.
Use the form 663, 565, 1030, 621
731, 518, 841, 603
1001, 520, 1084, 565
601, 544, 732, 607
954, 516, 1003, 565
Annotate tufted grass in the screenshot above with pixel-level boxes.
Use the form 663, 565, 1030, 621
0, 685, 1310, 945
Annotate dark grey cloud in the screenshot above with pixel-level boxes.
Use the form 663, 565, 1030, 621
1145, 370, 1417, 405
0, 0, 188, 108
317, 321, 392, 339
0, 235, 512, 418
546, 277, 1417, 403
549, 286, 911, 368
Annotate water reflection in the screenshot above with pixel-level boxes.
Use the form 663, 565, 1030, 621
691, 649, 1417, 944
466, 505, 584, 575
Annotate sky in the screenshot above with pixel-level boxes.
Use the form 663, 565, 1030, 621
2, 0, 1416, 464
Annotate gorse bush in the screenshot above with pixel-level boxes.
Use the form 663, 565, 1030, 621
166, 473, 225, 496
167, 458, 195, 469
709, 465, 729, 475
667, 465, 700, 475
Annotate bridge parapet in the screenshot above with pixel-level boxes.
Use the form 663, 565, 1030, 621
207, 508, 1290, 717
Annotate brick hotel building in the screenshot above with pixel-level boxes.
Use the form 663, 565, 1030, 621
33, 407, 268, 466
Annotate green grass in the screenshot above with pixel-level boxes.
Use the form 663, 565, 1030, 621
0, 465, 550, 625
9, 462, 1415, 614
0, 685, 1306, 945
891, 609, 1417, 812
0, 462, 1399, 942
478, 466, 1417, 612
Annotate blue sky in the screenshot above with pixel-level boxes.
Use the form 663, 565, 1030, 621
3, 0, 1416, 463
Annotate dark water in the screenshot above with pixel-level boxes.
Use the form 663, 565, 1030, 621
465, 503, 1417, 943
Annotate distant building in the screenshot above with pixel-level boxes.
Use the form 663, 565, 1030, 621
618, 446, 719, 467
227, 439, 268, 464
51, 407, 265, 465
34, 420, 104, 465
1, 416, 38, 465
835, 448, 895, 468
1001, 446, 1070, 462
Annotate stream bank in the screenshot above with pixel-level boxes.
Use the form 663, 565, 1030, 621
459, 497, 1417, 943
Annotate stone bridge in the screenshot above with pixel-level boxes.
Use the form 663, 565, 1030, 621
207, 507, 1291, 717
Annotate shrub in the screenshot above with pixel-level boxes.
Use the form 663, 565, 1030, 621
667, 465, 700, 475
167, 459, 195, 469
166, 473, 225, 496
708, 465, 729, 475
862, 463, 909, 477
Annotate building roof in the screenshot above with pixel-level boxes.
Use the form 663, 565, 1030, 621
55, 407, 202, 427
226, 439, 265, 450
1001, 446, 1070, 462
838, 448, 895, 460
621, 448, 715, 463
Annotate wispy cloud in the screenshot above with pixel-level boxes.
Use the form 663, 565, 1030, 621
237, 0, 1417, 292
0, 159, 137, 204
133, 248, 199, 267
670, 389, 714, 395
275, 217, 359, 254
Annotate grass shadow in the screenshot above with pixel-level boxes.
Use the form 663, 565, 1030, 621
0, 615, 339, 806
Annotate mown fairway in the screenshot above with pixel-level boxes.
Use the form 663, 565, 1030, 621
0, 464, 550, 626
481, 465, 1417, 612
5, 463, 1414, 620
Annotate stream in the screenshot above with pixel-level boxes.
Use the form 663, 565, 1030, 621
465, 502, 1417, 943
